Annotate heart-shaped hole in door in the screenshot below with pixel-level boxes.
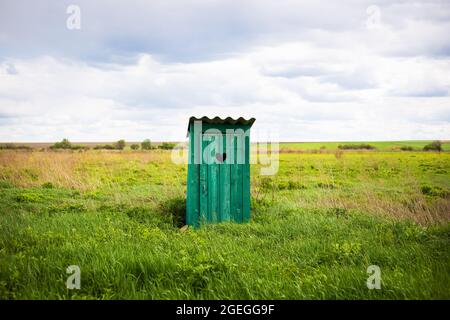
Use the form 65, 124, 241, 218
216, 153, 227, 163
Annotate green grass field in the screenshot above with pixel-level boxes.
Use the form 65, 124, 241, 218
279, 140, 450, 151
0, 144, 449, 299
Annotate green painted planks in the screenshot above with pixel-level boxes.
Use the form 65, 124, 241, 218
242, 134, 251, 222
187, 164, 200, 227
230, 164, 238, 222
187, 123, 200, 227
208, 138, 220, 223
220, 135, 231, 221
186, 123, 253, 226
208, 159, 219, 223
230, 134, 238, 222
236, 134, 244, 222
236, 164, 243, 222
221, 163, 231, 221
199, 139, 208, 225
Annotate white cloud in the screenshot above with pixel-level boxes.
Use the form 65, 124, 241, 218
1, 44, 449, 142
0, 1, 449, 142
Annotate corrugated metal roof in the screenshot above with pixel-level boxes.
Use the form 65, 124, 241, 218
187, 116, 256, 134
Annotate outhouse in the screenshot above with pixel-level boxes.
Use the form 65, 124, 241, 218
186, 116, 256, 227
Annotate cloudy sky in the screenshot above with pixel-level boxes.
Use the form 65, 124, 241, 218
0, 0, 449, 142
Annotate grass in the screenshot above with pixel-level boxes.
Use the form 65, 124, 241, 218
0, 146, 449, 299
278, 140, 450, 152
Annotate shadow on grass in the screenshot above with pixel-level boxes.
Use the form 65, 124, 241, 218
159, 196, 186, 228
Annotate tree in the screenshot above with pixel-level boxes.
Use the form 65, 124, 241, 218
141, 139, 152, 150
51, 138, 72, 149
114, 140, 126, 150
130, 144, 140, 150
158, 142, 176, 150
423, 140, 442, 152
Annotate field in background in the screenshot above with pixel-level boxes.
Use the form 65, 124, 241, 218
2, 140, 450, 152
278, 140, 450, 152
0, 144, 449, 299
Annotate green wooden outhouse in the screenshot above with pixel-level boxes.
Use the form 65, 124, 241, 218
186, 116, 255, 227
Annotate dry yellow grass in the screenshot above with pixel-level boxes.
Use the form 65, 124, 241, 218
0, 150, 171, 190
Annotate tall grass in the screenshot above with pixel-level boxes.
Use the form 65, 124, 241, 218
0, 149, 449, 299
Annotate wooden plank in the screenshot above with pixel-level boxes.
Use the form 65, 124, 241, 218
236, 133, 244, 222
192, 164, 200, 227
230, 134, 238, 222
187, 165, 199, 227
187, 126, 200, 227
186, 162, 192, 225
209, 156, 219, 224
220, 136, 231, 222
200, 139, 208, 225
236, 164, 243, 222
242, 134, 251, 223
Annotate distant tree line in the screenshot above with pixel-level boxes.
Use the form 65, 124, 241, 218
400, 141, 443, 152
336, 141, 444, 152
0, 143, 31, 150
337, 144, 376, 150
47, 139, 176, 151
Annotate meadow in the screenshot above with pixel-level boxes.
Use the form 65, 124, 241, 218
0, 143, 449, 299
279, 140, 450, 152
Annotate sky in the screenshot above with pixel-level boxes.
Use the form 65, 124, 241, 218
0, 0, 449, 142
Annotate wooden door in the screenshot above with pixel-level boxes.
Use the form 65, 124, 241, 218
200, 133, 245, 223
